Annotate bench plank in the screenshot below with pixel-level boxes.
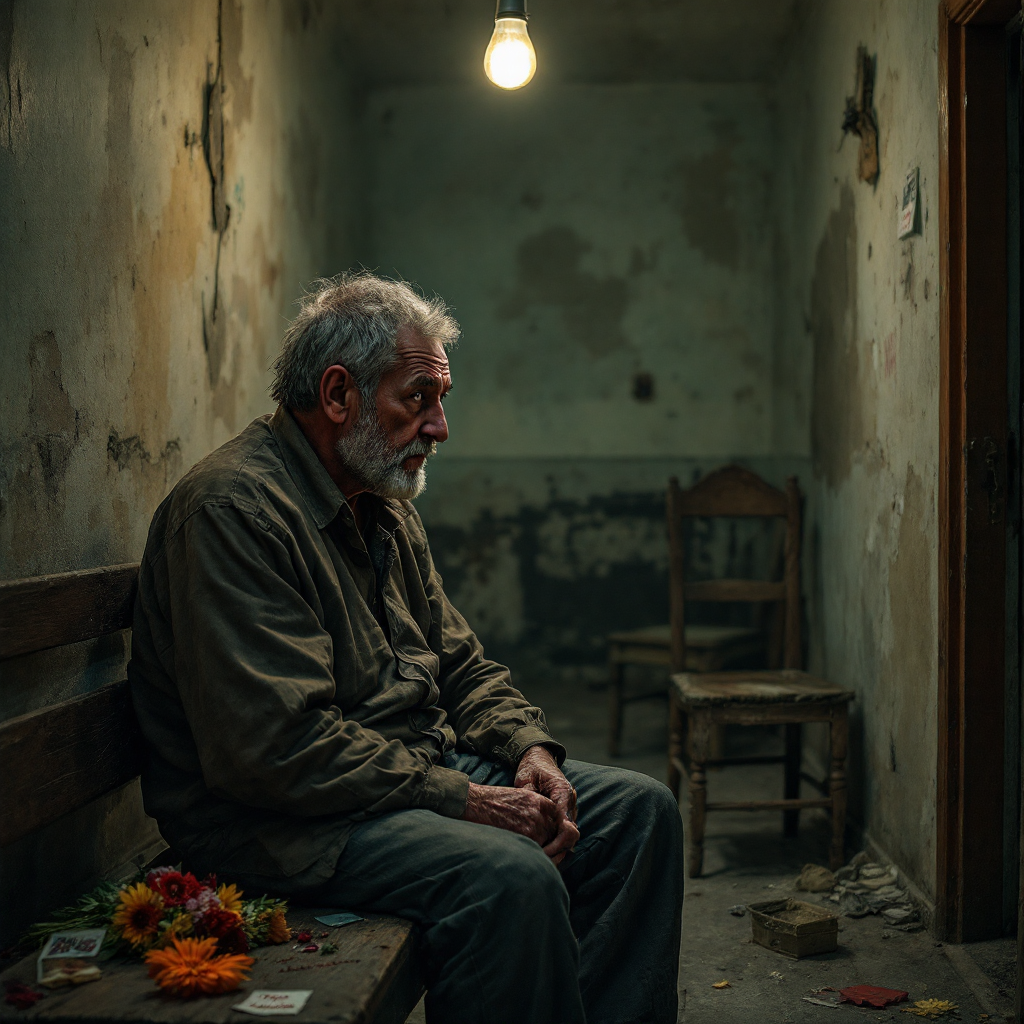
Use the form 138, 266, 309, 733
0, 911, 423, 1024
0, 564, 139, 659
0, 682, 144, 846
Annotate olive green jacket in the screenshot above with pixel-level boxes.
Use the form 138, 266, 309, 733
128, 407, 562, 883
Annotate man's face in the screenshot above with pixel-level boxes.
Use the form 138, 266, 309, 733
334, 329, 451, 500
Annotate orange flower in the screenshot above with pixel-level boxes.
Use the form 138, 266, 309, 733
216, 883, 244, 915
266, 908, 291, 945
112, 883, 164, 947
144, 936, 254, 998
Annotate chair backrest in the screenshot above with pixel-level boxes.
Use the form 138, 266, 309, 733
0, 564, 143, 846
667, 466, 801, 672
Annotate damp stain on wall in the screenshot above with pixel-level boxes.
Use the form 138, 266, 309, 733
674, 121, 740, 271
498, 225, 630, 358
810, 184, 866, 489
423, 474, 783, 675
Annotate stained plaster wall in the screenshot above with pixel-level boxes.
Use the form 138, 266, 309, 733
773, 0, 940, 897
365, 82, 811, 676
0, 0, 357, 941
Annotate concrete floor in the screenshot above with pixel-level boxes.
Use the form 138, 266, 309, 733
410, 671, 1014, 1022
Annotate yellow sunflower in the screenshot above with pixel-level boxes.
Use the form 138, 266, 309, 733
112, 883, 165, 947
144, 936, 254, 997
215, 883, 243, 915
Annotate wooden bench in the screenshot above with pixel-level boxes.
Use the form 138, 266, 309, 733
0, 565, 423, 1024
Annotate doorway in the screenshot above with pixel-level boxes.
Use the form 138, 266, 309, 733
936, 0, 1019, 945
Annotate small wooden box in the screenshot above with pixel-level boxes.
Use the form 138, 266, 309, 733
747, 898, 839, 959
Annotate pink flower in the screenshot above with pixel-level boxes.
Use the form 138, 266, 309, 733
184, 888, 221, 921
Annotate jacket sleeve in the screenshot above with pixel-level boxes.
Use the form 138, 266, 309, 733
159, 501, 468, 819
409, 515, 567, 767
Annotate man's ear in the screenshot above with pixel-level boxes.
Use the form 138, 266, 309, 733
320, 365, 360, 427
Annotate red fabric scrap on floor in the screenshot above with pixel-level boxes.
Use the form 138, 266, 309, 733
4, 982, 43, 1010
839, 985, 909, 1008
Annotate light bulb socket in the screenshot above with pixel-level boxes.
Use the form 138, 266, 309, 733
495, 0, 528, 21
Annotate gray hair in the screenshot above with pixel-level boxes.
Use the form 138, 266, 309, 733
270, 272, 460, 410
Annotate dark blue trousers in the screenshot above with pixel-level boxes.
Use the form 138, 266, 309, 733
252, 756, 683, 1024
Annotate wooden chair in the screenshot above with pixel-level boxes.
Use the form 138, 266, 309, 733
0, 565, 423, 1024
607, 475, 780, 756
607, 624, 764, 756
664, 467, 854, 877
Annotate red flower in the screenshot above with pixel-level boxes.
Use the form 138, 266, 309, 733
195, 908, 250, 954
148, 871, 203, 908
294, 931, 312, 943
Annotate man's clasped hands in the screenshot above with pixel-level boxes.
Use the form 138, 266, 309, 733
461, 745, 580, 865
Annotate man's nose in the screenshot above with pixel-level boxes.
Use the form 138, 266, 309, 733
422, 402, 449, 444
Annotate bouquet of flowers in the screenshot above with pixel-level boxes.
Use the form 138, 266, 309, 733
21, 867, 292, 997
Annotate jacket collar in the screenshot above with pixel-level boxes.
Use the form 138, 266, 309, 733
271, 406, 413, 533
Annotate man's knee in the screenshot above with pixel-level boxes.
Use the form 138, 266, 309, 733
459, 829, 567, 916
602, 770, 683, 860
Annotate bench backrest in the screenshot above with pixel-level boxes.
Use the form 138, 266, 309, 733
0, 564, 143, 846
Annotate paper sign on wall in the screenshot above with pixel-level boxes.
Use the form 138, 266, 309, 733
898, 167, 919, 239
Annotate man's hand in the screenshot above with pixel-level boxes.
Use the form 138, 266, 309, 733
462, 782, 563, 847
515, 745, 580, 866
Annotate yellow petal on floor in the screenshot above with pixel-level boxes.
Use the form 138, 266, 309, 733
712, 980, 731, 989
900, 998, 959, 1019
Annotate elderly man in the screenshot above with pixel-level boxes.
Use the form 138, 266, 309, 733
129, 274, 682, 1024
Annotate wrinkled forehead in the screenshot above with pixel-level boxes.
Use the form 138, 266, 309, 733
392, 327, 452, 384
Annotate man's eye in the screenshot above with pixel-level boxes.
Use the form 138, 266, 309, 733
411, 392, 423, 401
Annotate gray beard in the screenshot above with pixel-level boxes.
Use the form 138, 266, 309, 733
334, 407, 435, 500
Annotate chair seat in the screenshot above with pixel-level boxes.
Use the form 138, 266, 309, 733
671, 669, 854, 706
608, 623, 761, 649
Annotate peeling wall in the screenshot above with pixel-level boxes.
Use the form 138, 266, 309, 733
364, 82, 809, 677
773, 0, 940, 896
0, 0, 357, 942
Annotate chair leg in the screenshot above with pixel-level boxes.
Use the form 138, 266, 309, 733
608, 658, 625, 757
829, 706, 849, 870
783, 723, 802, 837
687, 709, 711, 878
667, 685, 684, 800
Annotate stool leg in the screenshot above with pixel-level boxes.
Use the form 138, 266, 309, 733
667, 686, 684, 800
687, 709, 711, 878
608, 656, 624, 757
783, 723, 802, 837
829, 706, 849, 870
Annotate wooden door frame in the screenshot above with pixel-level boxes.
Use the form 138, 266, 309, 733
937, 0, 1017, 943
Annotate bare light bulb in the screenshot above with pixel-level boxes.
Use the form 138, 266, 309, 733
484, 15, 536, 90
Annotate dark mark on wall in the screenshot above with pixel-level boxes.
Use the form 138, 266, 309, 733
1, 0, 13, 151
632, 372, 654, 401
201, 0, 230, 386
106, 429, 181, 471
498, 226, 629, 357
674, 125, 739, 270
28, 332, 81, 498
520, 187, 544, 210
810, 185, 861, 487
427, 487, 774, 672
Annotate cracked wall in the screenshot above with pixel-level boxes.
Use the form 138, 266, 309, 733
0, 0, 358, 942
773, 0, 940, 897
